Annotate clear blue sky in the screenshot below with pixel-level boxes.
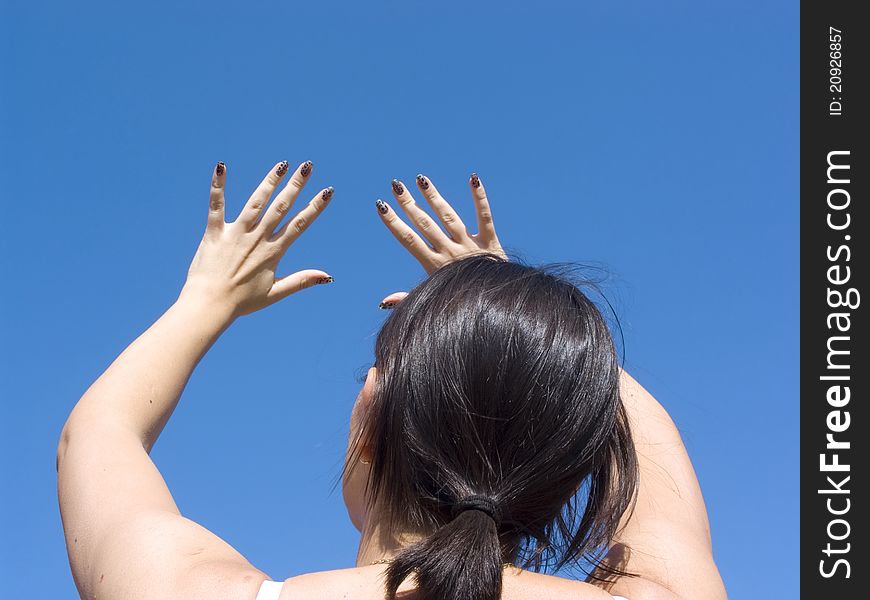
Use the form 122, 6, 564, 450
0, 1, 798, 598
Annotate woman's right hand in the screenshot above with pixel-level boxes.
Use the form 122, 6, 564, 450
180, 160, 334, 320
375, 173, 505, 274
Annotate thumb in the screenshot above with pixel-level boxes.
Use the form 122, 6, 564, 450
267, 269, 334, 305
378, 291, 408, 310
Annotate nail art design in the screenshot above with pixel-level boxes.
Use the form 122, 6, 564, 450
471, 172, 480, 188
416, 174, 429, 190
375, 199, 389, 214
322, 186, 334, 201
215, 161, 226, 176
277, 161, 289, 176
316, 276, 335, 285
379, 300, 398, 310
392, 179, 405, 195
301, 160, 313, 177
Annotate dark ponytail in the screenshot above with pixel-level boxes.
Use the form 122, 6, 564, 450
350, 254, 638, 599
386, 506, 503, 600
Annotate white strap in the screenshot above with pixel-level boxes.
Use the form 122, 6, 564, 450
255, 580, 283, 600
612, 596, 630, 600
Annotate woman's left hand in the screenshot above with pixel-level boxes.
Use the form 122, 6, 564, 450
375, 173, 506, 274
180, 160, 334, 319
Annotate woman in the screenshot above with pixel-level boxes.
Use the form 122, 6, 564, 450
57, 160, 726, 600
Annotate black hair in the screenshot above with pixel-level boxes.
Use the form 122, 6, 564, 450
347, 254, 637, 600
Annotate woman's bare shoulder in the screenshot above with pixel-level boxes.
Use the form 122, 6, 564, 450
277, 566, 388, 599
276, 565, 655, 600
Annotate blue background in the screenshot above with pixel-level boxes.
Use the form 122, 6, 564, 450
0, 1, 798, 598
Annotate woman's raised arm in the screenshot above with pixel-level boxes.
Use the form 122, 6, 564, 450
601, 372, 727, 600
56, 160, 334, 600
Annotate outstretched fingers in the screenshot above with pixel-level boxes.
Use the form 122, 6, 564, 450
207, 161, 227, 234
469, 172, 498, 242
266, 269, 334, 305
273, 185, 335, 248
235, 161, 291, 229
391, 178, 451, 248
375, 199, 438, 270
259, 160, 315, 234
413, 174, 467, 239
378, 291, 408, 310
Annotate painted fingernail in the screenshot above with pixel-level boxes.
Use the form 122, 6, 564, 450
470, 172, 480, 188
321, 186, 334, 202
379, 300, 398, 310
277, 161, 289, 176
416, 174, 429, 190
215, 161, 226, 176
316, 276, 335, 285
301, 160, 313, 177
392, 179, 405, 195
375, 199, 389, 214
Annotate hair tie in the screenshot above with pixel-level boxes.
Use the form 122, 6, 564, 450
451, 494, 502, 526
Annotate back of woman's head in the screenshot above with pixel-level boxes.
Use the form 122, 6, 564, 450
355, 254, 637, 600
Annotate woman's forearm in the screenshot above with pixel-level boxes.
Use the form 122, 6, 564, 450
62, 293, 234, 451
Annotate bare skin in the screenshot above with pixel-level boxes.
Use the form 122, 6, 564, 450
57, 164, 726, 600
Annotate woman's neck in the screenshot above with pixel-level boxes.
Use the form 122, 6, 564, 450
355, 509, 425, 567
